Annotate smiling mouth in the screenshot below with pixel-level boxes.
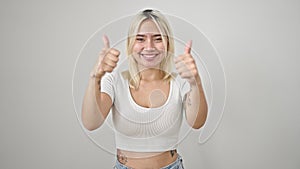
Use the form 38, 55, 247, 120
141, 54, 158, 58
140, 54, 159, 62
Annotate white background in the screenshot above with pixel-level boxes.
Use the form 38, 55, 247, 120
0, 0, 299, 168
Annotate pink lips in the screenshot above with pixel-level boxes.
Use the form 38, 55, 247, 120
142, 54, 157, 58
141, 53, 159, 61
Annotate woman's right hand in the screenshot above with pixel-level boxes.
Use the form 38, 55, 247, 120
92, 35, 120, 78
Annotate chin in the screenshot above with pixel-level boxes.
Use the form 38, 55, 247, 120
139, 64, 160, 70
141, 60, 163, 68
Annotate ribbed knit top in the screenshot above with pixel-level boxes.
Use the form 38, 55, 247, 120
100, 71, 189, 152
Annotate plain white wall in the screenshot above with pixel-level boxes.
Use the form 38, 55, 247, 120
0, 0, 299, 168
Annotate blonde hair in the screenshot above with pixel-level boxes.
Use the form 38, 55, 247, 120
126, 9, 175, 89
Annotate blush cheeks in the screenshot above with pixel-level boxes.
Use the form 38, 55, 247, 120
131, 19, 167, 69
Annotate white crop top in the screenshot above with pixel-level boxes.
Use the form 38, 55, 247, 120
100, 71, 190, 152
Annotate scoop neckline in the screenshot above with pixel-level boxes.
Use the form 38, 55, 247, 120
127, 80, 173, 111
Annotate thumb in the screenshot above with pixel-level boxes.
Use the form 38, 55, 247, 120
102, 35, 110, 49
184, 40, 192, 54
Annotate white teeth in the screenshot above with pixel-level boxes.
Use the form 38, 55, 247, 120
142, 54, 156, 58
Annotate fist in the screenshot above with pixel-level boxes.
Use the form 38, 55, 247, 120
93, 35, 120, 77
174, 40, 200, 85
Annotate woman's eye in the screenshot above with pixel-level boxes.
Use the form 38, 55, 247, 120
136, 38, 145, 42
154, 38, 162, 42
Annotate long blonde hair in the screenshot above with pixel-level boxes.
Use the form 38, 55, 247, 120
126, 9, 175, 89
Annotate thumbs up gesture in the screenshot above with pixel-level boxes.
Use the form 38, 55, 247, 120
174, 40, 201, 85
92, 35, 120, 78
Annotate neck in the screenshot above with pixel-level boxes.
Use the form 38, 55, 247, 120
139, 68, 164, 81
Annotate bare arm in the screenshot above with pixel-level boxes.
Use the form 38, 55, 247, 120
81, 35, 120, 131
184, 76, 208, 129
175, 40, 208, 129
81, 75, 113, 131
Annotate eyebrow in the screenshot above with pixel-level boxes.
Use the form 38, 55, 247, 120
136, 34, 162, 37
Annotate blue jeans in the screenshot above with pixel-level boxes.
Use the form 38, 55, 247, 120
113, 154, 184, 169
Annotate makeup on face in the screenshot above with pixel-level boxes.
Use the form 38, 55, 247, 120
131, 20, 168, 68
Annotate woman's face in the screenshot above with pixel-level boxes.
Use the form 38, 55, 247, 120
131, 19, 167, 69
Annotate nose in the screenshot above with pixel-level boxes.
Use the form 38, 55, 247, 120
145, 38, 155, 50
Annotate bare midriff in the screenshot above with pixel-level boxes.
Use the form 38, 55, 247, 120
117, 149, 178, 169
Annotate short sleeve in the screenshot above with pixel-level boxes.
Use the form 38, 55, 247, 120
180, 80, 191, 102
173, 74, 191, 102
180, 80, 190, 100
100, 73, 115, 102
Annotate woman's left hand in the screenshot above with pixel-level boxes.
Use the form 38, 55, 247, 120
174, 40, 201, 85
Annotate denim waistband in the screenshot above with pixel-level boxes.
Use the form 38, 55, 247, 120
113, 154, 184, 169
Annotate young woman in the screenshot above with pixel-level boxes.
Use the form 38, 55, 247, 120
82, 9, 208, 169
